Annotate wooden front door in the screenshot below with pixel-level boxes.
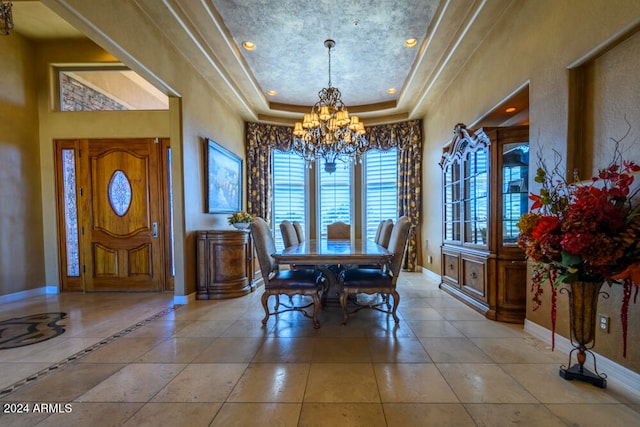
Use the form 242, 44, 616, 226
55, 138, 170, 292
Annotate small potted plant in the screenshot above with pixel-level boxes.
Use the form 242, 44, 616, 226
228, 211, 254, 230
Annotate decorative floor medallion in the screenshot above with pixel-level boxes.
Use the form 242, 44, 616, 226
0, 312, 67, 350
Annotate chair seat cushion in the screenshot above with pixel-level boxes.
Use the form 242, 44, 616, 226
343, 268, 392, 288
267, 269, 323, 289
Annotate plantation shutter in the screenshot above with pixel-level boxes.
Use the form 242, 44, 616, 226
364, 148, 398, 241
272, 150, 307, 250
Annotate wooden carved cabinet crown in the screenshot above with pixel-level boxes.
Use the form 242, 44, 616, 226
196, 230, 261, 299
439, 124, 529, 323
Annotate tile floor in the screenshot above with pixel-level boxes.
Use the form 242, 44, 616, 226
0, 273, 639, 426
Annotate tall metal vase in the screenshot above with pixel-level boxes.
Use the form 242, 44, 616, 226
559, 281, 607, 388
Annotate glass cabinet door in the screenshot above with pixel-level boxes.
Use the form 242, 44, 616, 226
463, 149, 488, 246
502, 142, 529, 245
443, 160, 461, 241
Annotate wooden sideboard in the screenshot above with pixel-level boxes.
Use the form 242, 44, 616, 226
439, 124, 529, 323
196, 229, 261, 299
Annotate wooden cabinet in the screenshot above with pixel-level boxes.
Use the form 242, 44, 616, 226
439, 124, 529, 323
196, 230, 261, 299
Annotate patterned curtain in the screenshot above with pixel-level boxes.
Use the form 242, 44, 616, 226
246, 119, 422, 269
367, 120, 422, 270
245, 122, 292, 225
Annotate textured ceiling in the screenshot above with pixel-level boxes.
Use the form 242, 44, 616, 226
212, 0, 439, 107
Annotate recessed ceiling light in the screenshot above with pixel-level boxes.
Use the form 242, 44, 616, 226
505, 107, 517, 113
405, 38, 417, 47
267, 90, 277, 96
242, 41, 256, 51
387, 88, 397, 94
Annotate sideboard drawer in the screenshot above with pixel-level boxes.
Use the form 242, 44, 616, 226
442, 253, 460, 284
462, 257, 486, 301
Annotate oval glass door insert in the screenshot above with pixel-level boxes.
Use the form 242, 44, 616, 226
108, 170, 132, 216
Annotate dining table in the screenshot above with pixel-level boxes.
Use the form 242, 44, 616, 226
272, 239, 393, 303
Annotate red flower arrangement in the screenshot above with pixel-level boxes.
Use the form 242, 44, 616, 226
517, 149, 640, 356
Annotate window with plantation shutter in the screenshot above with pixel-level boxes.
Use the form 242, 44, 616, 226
364, 148, 398, 241
272, 150, 307, 250
318, 163, 352, 239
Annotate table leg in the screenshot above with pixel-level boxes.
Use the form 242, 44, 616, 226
316, 265, 343, 304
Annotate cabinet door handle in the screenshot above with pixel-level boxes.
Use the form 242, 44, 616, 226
471, 272, 477, 279
448, 264, 454, 270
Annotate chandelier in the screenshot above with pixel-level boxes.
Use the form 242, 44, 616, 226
0, 1, 13, 36
292, 39, 367, 173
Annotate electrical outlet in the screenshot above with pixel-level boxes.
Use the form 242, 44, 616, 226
599, 314, 610, 333
427, 255, 433, 264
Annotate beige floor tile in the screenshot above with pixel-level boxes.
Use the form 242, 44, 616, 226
422, 296, 469, 309
398, 306, 444, 321
420, 337, 493, 363
2, 363, 125, 402
1, 338, 99, 363
368, 337, 431, 363
501, 363, 622, 404
304, 364, 380, 403
374, 363, 459, 403
407, 320, 465, 338
395, 298, 433, 309
77, 337, 165, 364
365, 321, 417, 338
0, 363, 51, 390
222, 319, 278, 337
268, 316, 323, 338
172, 319, 235, 337
76, 363, 185, 402
191, 337, 265, 363
465, 403, 567, 427
384, 403, 476, 427
2, 274, 639, 427
122, 402, 221, 427
437, 307, 486, 321
450, 320, 525, 338
227, 363, 309, 402
547, 403, 640, 426
136, 337, 214, 363
299, 403, 386, 427
311, 337, 372, 363
125, 319, 191, 338
196, 304, 253, 321
437, 363, 537, 403
0, 408, 58, 427
470, 337, 566, 363
34, 402, 143, 427
210, 402, 301, 427
151, 363, 247, 402
252, 337, 315, 363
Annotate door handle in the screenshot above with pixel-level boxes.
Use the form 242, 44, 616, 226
151, 222, 158, 238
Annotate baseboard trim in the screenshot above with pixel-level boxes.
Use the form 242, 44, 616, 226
421, 267, 440, 281
524, 319, 640, 398
174, 292, 196, 305
0, 286, 58, 304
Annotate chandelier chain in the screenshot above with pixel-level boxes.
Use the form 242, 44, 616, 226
327, 42, 332, 88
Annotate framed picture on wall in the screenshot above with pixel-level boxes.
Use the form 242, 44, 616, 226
205, 138, 242, 213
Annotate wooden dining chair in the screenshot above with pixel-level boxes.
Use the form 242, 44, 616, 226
251, 217, 324, 328
327, 221, 350, 239
359, 219, 394, 270
376, 219, 394, 248
339, 216, 412, 324
280, 220, 299, 248
373, 220, 386, 243
292, 221, 305, 243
